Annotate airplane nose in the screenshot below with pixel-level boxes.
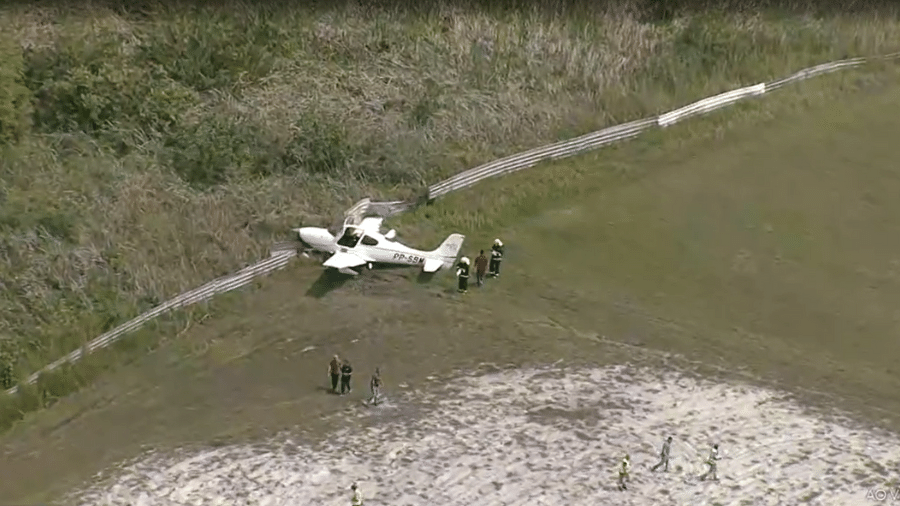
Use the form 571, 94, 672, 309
296, 227, 334, 250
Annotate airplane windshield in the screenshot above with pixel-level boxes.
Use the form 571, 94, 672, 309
337, 227, 362, 248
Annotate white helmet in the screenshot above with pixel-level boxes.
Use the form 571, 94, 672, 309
460, 257, 470, 264
494, 238, 502, 246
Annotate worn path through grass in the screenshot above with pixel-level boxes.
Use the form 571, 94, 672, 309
1, 70, 900, 503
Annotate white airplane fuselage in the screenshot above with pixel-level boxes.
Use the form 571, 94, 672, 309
295, 221, 464, 275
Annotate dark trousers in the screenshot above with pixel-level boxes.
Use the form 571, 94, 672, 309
340, 375, 352, 394
489, 258, 500, 275
476, 270, 485, 286
330, 373, 340, 392
0, 363, 12, 390
458, 275, 468, 292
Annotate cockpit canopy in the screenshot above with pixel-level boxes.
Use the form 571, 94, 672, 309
336, 226, 379, 248
337, 226, 363, 248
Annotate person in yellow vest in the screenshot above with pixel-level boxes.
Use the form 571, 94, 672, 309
350, 482, 363, 505
700, 444, 720, 481
617, 453, 631, 491
489, 239, 504, 277
456, 256, 470, 293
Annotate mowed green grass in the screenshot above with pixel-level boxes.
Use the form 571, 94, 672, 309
478, 75, 900, 412
391, 67, 900, 415
3, 70, 900, 503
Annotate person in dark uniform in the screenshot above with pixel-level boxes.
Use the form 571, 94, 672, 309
328, 355, 341, 394
0, 351, 12, 390
474, 250, 488, 287
340, 359, 353, 395
489, 239, 503, 277
456, 256, 470, 293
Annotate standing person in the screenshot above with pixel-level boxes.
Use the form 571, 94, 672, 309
651, 436, 673, 472
328, 355, 341, 394
489, 238, 504, 277
700, 444, 719, 481
474, 250, 488, 287
0, 350, 12, 390
369, 367, 383, 405
617, 453, 631, 491
340, 359, 353, 395
456, 256, 470, 293
350, 482, 363, 506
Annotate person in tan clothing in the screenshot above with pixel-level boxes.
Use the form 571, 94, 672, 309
474, 250, 488, 287
328, 355, 341, 394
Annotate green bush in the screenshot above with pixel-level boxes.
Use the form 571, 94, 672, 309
283, 115, 357, 179
24, 34, 196, 147
0, 193, 79, 242
162, 114, 290, 188
0, 36, 33, 144
136, 9, 291, 92
161, 112, 373, 188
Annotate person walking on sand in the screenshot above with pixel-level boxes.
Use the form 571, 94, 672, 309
651, 436, 673, 472
617, 453, 631, 491
351, 482, 363, 505
474, 250, 488, 287
328, 355, 341, 394
340, 359, 353, 395
700, 444, 719, 481
369, 367, 383, 405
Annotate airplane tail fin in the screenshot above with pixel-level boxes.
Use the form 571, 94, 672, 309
432, 233, 465, 259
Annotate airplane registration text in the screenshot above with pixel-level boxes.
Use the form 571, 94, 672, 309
393, 253, 425, 264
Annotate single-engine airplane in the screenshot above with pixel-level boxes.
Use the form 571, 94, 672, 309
294, 216, 465, 276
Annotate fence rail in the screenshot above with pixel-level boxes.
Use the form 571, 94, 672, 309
6, 52, 899, 398
427, 53, 900, 200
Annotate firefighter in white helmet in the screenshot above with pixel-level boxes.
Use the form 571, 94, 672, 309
456, 256, 470, 293
489, 238, 503, 277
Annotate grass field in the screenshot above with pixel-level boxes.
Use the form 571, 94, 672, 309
0, 56, 899, 503
2, 0, 900, 427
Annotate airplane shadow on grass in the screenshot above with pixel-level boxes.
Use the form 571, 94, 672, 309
305, 264, 441, 298
305, 270, 354, 298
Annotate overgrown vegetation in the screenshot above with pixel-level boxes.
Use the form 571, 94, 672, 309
0, 0, 899, 429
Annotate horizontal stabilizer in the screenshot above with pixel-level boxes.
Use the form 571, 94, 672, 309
323, 252, 367, 270
422, 258, 444, 273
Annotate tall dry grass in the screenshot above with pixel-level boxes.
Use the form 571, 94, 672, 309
1, 0, 899, 427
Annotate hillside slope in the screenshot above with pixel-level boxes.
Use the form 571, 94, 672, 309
1, 0, 899, 425
2, 57, 900, 504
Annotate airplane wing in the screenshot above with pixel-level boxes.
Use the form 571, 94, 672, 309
323, 251, 367, 269
422, 258, 444, 273
358, 217, 384, 234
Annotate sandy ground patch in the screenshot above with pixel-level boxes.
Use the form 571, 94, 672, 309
67, 364, 900, 505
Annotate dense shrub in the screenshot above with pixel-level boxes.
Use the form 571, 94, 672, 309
24, 33, 196, 149
162, 115, 291, 188
136, 9, 293, 92
0, 36, 33, 144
